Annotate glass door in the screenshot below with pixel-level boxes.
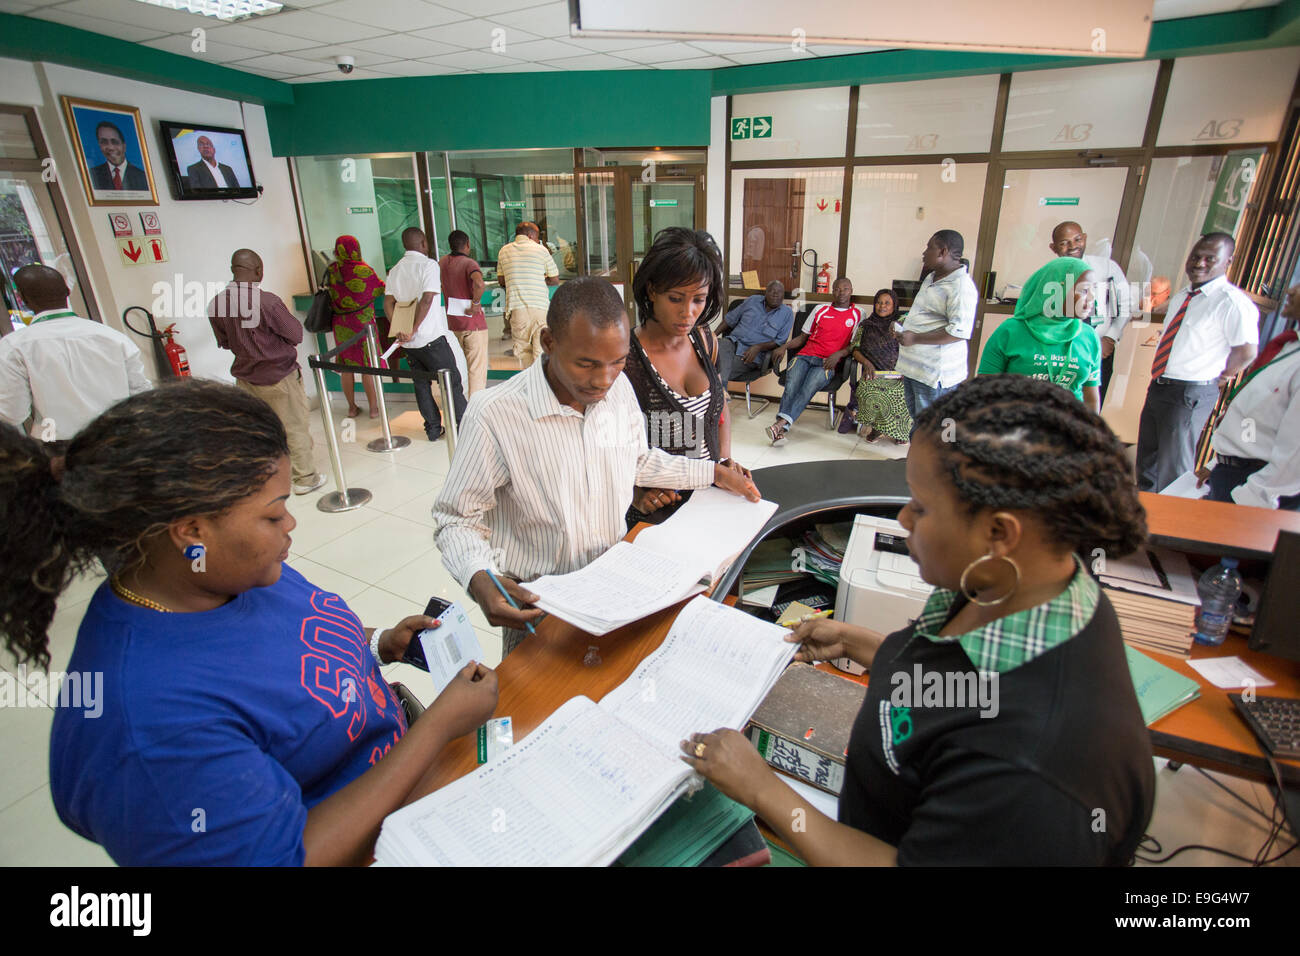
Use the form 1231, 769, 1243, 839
577, 163, 705, 314
1, 107, 96, 336
975, 158, 1142, 361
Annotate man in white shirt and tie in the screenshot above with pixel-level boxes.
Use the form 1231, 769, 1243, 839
1048, 221, 1132, 401
185, 135, 240, 189
1198, 282, 1300, 510
384, 227, 467, 442
433, 276, 760, 657
1135, 233, 1258, 493
0, 265, 150, 443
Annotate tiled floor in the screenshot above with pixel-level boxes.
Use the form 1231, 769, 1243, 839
0, 361, 1293, 866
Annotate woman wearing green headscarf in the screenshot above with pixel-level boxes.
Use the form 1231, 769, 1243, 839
978, 256, 1103, 413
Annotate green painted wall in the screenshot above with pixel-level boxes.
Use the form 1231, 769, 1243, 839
264, 69, 713, 156
0, 13, 293, 105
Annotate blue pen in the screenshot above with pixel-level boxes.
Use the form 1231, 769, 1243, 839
486, 569, 536, 634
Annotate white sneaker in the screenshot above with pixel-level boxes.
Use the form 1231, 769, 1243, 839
292, 473, 327, 495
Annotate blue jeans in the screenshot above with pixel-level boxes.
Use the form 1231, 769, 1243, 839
777, 354, 833, 425
902, 376, 957, 424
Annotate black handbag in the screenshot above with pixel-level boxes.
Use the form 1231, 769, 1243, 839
304, 289, 333, 334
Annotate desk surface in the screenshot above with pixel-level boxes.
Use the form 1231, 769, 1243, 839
1140, 491, 1300, 561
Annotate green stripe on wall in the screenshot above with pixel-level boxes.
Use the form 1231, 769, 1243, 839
0, 13, 294, 105
265, 69, 712, 156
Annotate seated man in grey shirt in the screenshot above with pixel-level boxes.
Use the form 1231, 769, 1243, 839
715, 281, 795, 385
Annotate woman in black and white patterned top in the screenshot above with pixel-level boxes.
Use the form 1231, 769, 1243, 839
623, 228, 753, 526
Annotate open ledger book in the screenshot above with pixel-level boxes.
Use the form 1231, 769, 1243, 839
523, 487, 779, 635
374, 596, 797, 866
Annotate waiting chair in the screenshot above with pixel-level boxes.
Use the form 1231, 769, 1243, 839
721, 298, 790, 419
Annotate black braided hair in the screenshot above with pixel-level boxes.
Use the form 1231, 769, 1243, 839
912, 375, 1147, 561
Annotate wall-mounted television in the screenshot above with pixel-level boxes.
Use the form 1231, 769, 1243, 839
157, 121, 259, 201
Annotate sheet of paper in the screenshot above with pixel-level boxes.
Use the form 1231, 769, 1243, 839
381, 340, 401, 361
446, 296, 472, 317
1159, 471, 1207, 499
601, 597, 796, 760
1100, 546, 1200, 605
377, 696, 689, 866
1187, 657, 1276, 689
416, 601, 485, 696
742, 584, 779, 608
781, 773, 841, 820
634, 487, 778, 581
526, 541, 706, 628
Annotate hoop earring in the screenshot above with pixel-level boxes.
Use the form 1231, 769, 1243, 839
959, 552, 1021, 606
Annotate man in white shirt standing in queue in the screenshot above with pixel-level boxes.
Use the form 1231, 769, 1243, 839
894, 229, 979, 425
496, 220, 558, 367
1135, 233, 1258, 493
384, 227, 467, 442
1048, 220, 1132, 402
433, 276, 761, 657
1198, 282, 1300, 510
0, 264, 150, 443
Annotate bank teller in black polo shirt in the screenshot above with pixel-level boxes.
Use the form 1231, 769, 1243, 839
682, 375, 1156, 866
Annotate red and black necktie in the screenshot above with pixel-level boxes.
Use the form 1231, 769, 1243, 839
112, 167, 122, 190
1150, 288, 1199, 379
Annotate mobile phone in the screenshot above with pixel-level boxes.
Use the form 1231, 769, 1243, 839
401, 596, 455, 670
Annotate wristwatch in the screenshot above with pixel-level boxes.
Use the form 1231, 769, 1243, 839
369, 628, 386, 665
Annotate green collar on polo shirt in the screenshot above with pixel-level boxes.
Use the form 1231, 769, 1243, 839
30, 309, 78, 324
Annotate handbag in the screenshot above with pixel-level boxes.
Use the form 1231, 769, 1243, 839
304, 289, 333, 334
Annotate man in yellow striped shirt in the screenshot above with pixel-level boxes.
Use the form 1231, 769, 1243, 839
497, 221, 559, 368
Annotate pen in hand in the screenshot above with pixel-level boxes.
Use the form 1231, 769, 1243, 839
486, 569, 536, 634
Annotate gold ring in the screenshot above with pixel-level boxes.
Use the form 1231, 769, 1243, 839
693, 742, 706, 758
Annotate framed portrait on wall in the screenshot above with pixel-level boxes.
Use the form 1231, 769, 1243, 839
60, 96, 158, 206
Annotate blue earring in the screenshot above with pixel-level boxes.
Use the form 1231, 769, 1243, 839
184, 544, 205, 560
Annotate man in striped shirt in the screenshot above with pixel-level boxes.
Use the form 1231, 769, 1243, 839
433, 277, 760, 656
496, 221, 558, 368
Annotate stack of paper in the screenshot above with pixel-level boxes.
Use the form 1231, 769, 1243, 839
613, 783, 754, 867
794, 524, 851, 587
374, 596, 798, 866
1125, 645, 1201, 725
1100, 547, 1201, 659
526, 488, 778, 635
740, 537, 804, 591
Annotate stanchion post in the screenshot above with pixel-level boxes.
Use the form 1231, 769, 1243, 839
364, 323, 410, 453
437, 367, 459, 461
311, 363, 372, 513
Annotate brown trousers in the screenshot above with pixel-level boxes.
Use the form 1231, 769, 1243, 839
236, 369, 319, 483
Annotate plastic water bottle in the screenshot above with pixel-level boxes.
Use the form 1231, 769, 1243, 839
1193, 558, 1242, 647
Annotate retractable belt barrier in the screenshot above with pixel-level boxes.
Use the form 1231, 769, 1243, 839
307, 322, 461, 514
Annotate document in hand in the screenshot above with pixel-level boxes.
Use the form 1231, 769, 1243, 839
524, 487, 779, 635
374, 596, 797, 866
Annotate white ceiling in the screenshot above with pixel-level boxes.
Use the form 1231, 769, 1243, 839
0, 0, 1283, 83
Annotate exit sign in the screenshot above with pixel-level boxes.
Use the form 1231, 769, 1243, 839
648, 199, 678, 207
1039, 197, 1080, 206
348, 205, 374, 214
500, 201, 527, 209
731, 115, 773, 140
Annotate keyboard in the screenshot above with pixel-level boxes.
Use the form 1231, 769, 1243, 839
1229, 694, 1300, 760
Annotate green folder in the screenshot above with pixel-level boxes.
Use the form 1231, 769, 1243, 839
1125, 645, 1201, 726
615, 783, 755, 868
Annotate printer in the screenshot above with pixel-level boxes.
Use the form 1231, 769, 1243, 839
832, 515, 932, 674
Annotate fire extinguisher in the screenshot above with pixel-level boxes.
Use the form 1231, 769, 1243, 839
160, 323, 191, 378
816, 263, 833, 295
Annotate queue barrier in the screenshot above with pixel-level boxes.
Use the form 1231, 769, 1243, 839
308, 322, 461, 514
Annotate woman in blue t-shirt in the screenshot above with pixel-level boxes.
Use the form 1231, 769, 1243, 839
1, 380, 497, 866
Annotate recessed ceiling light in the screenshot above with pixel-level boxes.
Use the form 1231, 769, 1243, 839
129, 0, 284, 21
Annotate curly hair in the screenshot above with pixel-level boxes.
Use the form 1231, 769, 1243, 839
0, 379, 288, 669
912, 375, 1147, 561
632, 227, 725, 329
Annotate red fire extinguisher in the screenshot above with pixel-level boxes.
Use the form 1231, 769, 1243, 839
816, 263, 833, 295
160, 323, 191, 378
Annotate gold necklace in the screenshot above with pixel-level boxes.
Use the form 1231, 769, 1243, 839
111, 576, 171, 613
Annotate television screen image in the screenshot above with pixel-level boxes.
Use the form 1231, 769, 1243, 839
158, 121, 258, 200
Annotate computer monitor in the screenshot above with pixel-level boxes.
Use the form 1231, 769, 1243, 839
1249, 530, 1300, 662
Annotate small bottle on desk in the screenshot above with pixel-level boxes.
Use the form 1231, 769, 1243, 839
1193, 557, 1242, 647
